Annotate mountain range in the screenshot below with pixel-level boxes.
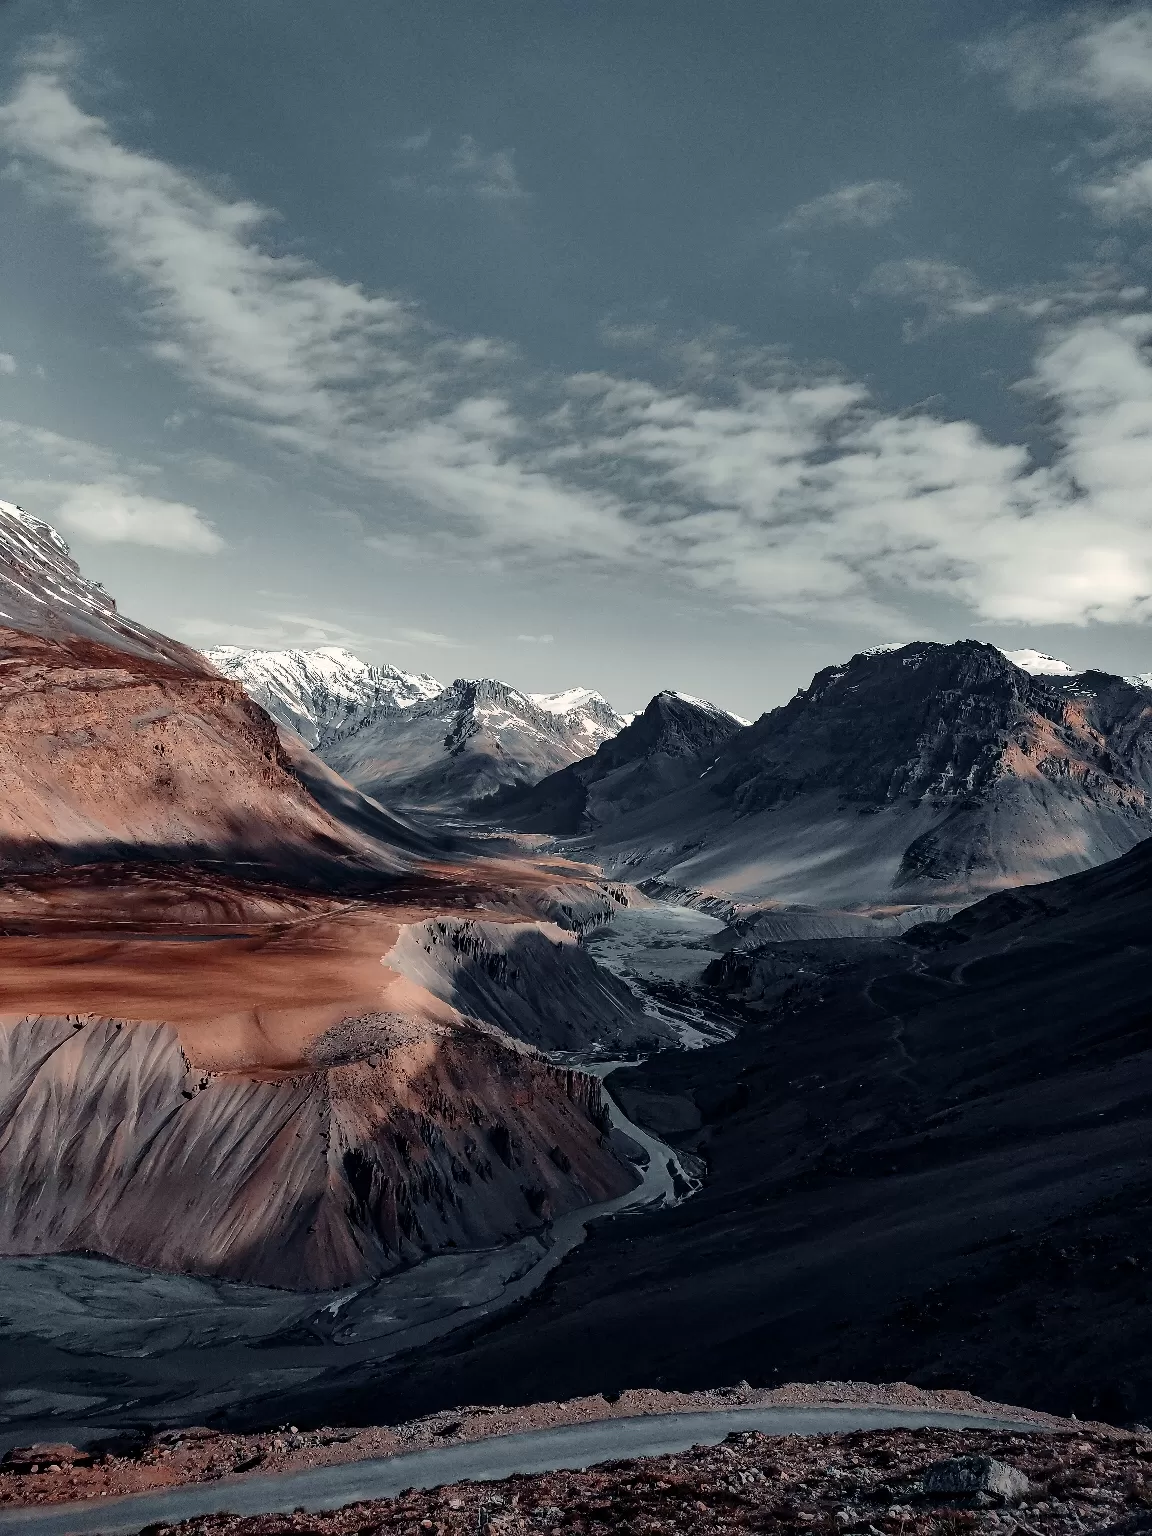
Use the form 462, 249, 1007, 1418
8, 492, 1152, 1433
209, 644, 630, 810
489, 640, 1152, 912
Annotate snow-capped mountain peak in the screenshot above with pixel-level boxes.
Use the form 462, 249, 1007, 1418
204, 644, 442, 748
530, 686, 630, 745
665, 689, 752, 727
1000, 648, 1078, 677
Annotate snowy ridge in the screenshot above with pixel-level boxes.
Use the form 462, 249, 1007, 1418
0, 500, 207, 669
204, 645, 442, 748
667, 690, 751, 727
1001, 648, 1078, 677
530, 686, 629, 745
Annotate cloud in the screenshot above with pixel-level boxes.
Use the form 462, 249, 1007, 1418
1082, 156, 1152, 219
0, 353, 16, 376
8, 66, 1152, 629
52, 486, 223, 551
972, 10, 1152, 224
970, 8, 1152, 117
862, 256, 1149, 334
450, 135, 525, 201
516, 633, 554, 643
779, 179, 910, 233
0, 415, 223, 552
179, 609, 461, 651
390, 132, 526, 203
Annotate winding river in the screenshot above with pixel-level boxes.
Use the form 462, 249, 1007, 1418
0, 901, 730, 1452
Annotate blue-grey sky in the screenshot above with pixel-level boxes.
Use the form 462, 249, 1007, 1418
3, 0, 1152, 715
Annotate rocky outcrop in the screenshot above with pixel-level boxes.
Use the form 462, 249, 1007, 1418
0, 1012, 633, 1289
385, 917, 670, 1054
480, 691, 746, 834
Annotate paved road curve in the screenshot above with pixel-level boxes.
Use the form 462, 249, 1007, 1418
0, 1405, 1050, 1536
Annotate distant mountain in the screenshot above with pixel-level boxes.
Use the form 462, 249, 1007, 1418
0, 499, 210, 671
548, 641, 1152, 910
204, 645, 442, 748
321, 677, 628, 810
482, 690, 747, 834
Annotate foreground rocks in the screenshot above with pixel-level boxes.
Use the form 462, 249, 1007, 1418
0, 1384, 1101, 1513
70, 1427, 1152, 1536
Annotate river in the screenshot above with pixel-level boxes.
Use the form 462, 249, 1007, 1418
0, 900, 731, 1452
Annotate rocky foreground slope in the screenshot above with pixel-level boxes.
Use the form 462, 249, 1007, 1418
510, 641, 1152, 910
66, 1426, 1147, 1536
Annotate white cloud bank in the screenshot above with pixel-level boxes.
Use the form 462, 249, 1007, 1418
53, 486, 222, 551
0, 417, 223, 552
5, 65, 1152, 627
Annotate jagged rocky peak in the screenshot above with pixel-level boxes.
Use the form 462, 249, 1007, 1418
478, 687, 747, 834
204, 643, 443, 748
595, 689, 747, 766
713, 638, 1152, 815
0, 499, 209, 670
319, 672, 629, 810
531, 687, 631, 744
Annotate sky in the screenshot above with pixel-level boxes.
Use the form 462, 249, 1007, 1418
3, 1, 1152, 717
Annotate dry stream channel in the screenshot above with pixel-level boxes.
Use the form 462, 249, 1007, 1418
0, 903, 729, 1453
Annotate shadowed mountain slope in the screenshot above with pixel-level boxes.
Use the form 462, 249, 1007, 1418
290, 829, 1152, 1424
534, 641, 1152, 909
478, 691, 747, 834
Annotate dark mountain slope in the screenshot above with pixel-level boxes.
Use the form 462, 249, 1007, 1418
283, 831, 1152, 1426
573, 641, 1152, 908
478, 691, 746, 834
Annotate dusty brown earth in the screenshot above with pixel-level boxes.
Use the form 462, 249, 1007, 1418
0, 1385, 1102, 1509
0, 857, 650, 1287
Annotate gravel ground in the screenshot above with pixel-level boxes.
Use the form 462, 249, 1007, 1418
96, 1425, 1152, 1536
0, 1384, 1091, 1510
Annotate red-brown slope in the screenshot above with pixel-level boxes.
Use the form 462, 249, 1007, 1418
0, 1011, 627, 1289
0, 625, 414, 880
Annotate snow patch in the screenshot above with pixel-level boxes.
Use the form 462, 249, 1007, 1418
1001, 648, 1078, 677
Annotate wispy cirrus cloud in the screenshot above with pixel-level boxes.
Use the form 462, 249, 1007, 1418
861, 256, 1149, 335
8, 60, 1152, 629
972, 7, 1152, 222
779, 179, 910, 233
390, 132, 527, 203
179, 610, 463, 651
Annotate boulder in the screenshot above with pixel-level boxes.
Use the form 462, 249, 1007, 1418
917, 1455, 1030, 1503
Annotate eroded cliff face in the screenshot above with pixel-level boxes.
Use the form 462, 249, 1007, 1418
385, 917, 666, 1054
0, 1011, 631, 1290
